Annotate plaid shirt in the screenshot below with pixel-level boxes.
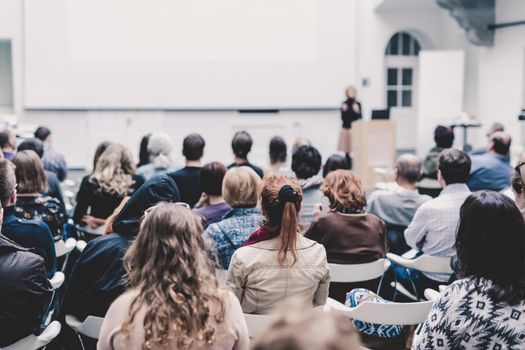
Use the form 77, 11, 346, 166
404, 183, 471, 281
203, 207, 263, 269
42, 145, 67, 182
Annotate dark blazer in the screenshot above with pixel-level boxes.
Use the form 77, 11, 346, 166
341, 98, 362, 129
227, 161, 264, 178
0, 234, 53, 347
62, 175, 180, 321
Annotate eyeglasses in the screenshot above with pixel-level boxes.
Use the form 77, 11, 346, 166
143, 202, 190, 218
516, 162, 525, 171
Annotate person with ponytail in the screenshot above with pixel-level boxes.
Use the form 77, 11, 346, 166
227, 174, 330, 314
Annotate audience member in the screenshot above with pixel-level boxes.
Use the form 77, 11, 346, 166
137, 132, 180, 180
292, 145, 323, 223
169, 133, 205, 207
204, 167, 263, 269
227, 174, 330, 314
263, 136, 289, 175
34, 126, 68, 181
413, 191, 525, 349
421, 125, 454, 179
227, 130, 264, 178
0, 202, 53, 347
402, 149, 471, 292
322, 154, 348, 178
0, 159, 56, 277
0, 129, 16, 160
338, 86, 362, 168
98, 203, 249, 350
304, 170, 387, 302
468, 131, 512, 192
91, 141, 112, 172
511, 161, 525, 213
103, 197, 129, 235
368, 154, 431, 254
73, 144, 144, 228
17, 138, 66, 214
471, 122, 505, 157
62, 175, 180, 322
12, 150, 65, 237
193, 162, 231, 227
251, 305, 361, 350
136, 133, 151, 168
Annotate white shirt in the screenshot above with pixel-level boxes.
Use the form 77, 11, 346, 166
404, 183, 471, 281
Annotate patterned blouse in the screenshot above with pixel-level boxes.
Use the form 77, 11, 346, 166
14, 195, 66, 238
413, 277, 525, 349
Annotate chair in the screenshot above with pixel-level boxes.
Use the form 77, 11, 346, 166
325, 297, 433, 325
2, 321, 61, 350
55, 238, 77, 272
48, 271, 65, 290
44, 272, 65, 325
424, 288, 440, 301
76, 240, 87, 253
243, 313, 276, 338
328, 258, 390, 295
65, 315, 105, 350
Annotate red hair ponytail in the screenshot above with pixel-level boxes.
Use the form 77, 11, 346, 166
278, 201, 299, 264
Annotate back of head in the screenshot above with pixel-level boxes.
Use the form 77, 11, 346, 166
231, 131, 253, 159
322, 154, 347, 178
0, 159, 16, 207
91, 143, 137, 197
93, 141, 112, 171
511, 162, 525, 195
182, 133, 205, 161
395, 154, 422, 183
490, 131, 511, 156
17, 138, 45, 159
456, 191, 525, 305
12, 150, 48, 194
34, 126, 51, 142
0, 129, 13, 149
222, 166, 261, 208
434, 125, 454, 148
269, 136, 287, 164
260, 174, 303, 264
292, 145, 322, 180
488, 122, 504, 137
112, 175, 180, 236
438, 148, 471, 185
147, 133, 173, 169
252, 306, 360, 350
321, 170, 366, 211
200, 162, 227, 196
123, 203, 224, 349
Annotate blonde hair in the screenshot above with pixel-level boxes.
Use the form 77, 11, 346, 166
222, 167, 261, 208
90, 144, 136, 197
321, 170, 366, 210
122, 203, 225, 349
13, 150, 48, 194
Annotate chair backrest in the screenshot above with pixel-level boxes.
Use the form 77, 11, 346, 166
65, 315, 105, 339
328, 259, 387, 283
49, 271, 65, 290
243, 313, 275, 339
326, 297, 433, 325
386, 253, 453, 274
55, 238, 77, 258
3, 321, 61, 350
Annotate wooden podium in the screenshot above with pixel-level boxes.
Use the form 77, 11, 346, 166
351, 120, 396, 190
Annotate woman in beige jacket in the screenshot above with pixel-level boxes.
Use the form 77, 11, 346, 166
227, 174, 330, 314
98, 203, 249, 350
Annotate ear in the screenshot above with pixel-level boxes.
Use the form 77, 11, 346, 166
437, 170, 446, 187
10, 189, 16, 205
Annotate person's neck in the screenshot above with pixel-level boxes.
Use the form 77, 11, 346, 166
234, 156, 248, 165
397, 179, 417, 191
186, 160, 202, 167
208, 195, 225, 205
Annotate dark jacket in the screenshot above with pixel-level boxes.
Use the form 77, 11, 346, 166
45, 170, 66, 216
341, 98, 362, 129
2, 207, 57, 278
0, 234, 53, 347
227, 161, 264, 178
62, 175, 180, 320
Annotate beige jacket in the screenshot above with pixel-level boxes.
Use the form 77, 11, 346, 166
97, 290, 249, 350
226, 235, 330, 314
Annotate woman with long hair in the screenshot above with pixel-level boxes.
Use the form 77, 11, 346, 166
98, 203, 249, 350
227, 174, 330, 314
73, 143, 144, 228
413, 191, 525, 349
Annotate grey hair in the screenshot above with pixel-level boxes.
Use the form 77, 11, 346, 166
147, 133, 173, 169
396, 154, 421, 183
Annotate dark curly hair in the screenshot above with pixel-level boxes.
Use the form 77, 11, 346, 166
455, 191, 525, 305
291, 145, 322, 180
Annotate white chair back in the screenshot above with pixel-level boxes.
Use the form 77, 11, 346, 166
326, 297, 433, 325
49, 271, 65, 290
76, 240, 87, 253
386, 253, 453, 274
2, 321, 61, 350
424, 288, 440, 301
65, 315, 105, 339
243, 313, 275, 338
55, 238, 77, 258
328, 259, 388, 283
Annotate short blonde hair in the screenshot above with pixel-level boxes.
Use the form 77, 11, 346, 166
222, 167, 261, 208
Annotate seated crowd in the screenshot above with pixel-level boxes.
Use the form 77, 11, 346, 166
0, 122, 523, 350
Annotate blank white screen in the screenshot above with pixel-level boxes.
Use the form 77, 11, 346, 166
24, 0, 356, 109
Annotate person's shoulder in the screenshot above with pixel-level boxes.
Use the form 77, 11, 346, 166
83, 233, 132, 257
45, 170, 60, 183
5, 215, 49, 232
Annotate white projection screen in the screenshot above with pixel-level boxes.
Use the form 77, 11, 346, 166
24, 0, 356, 109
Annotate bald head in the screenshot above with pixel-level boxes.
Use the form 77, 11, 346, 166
489, 131, 511, 156
395, 154, 422, 183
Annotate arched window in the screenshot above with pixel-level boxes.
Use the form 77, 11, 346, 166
385, 32, 421, 56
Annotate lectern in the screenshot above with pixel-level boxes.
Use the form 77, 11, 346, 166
351, 120, 396, 190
